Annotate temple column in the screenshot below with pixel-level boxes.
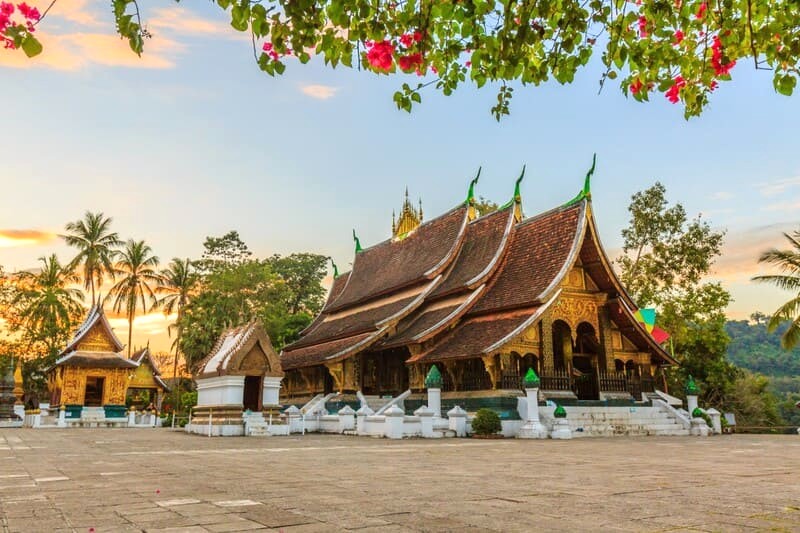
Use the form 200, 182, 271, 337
481, 355, 499, 390
540, 315, 555, 373
598, 305, 616, 373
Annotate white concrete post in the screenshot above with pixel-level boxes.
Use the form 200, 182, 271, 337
550, 405, 572, 439
414, 405, 435, 438
518, 387, 548, 439
424, 365, 443, 419
687, 395, 698, 416
447, 405, 468, 437
384, 404, 405, 439
706, 408, 722, 434
128, 408, 136, 427
356, 405, 373, 435
284, 405, 302, 434
337, 405, 356, 433
262, 377, 282, 408
57, 406, 66, 428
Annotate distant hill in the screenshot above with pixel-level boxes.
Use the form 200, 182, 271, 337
726, 320, 800, 377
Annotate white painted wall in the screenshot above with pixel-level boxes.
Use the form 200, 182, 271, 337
196, 376, 245, 407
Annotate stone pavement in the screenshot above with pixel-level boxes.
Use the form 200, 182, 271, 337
1, 430, 799, 532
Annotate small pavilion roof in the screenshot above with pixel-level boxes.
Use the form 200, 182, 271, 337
131, 347, 171, 391
195, 321, 282, 378
53, 351, 139, 369
60, 304, 125, 356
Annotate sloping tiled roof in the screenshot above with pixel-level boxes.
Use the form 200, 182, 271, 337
326, 206, 468, 311
281, 332, 377, 370
409, 310, 540, 363
287, 295, 418, 350
469, 202, 585, 315
131, 347, 171, 391
53, 351, 139, 369
431, 207, 514, 298
195, 321, 281, 378
60, 304, 125, 356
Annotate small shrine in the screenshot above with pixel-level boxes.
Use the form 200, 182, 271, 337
187, 321, 284, 436
128, 346, 170, 411
47, 305, 138, 421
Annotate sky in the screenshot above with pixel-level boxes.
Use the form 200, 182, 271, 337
1, 0, 798, 354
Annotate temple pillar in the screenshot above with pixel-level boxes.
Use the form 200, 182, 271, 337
481, 355, 499, 390
324, 361, 345, 393
541, 315, 555, 373
598, 305, 616, 372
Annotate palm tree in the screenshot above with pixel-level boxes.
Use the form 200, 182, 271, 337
105, 240, 163, 357
156, 258, 196, 390
753, 229, 800, 349
12, 255, 85, 357
62, 212, 122, 305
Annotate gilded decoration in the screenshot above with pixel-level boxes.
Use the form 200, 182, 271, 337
392, 188, 423, 239
550, 295, 599, 336
237, 346, 269, 374
481, 355, 499, 389
409, 364, 425, 390
56, 367, 129, 405
128, 364, 158, 389
324, 361, 345, 392
76, 324, 117, 353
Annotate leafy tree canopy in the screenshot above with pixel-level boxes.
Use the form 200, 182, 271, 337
3, 0, 798, 119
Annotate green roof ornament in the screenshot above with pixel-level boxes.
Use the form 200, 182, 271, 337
352, 229, 363, 253
424, 364, 442, 389
563, 153, 596, 206
522, 367, 540, 388
500, 165, 526, 210
685, 375, 699, 396
553, 404, 567, 418
465, 167, 481, 206
329, 257, 339, 278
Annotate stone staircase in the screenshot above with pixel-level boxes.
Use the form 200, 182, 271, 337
553, 406, 689, 437
242, 412, 273, 436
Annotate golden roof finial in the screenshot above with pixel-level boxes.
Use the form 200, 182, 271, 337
393, 187, 421, 239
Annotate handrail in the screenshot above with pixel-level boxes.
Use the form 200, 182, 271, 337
356, 390, 368, 409
653, 399, 690, 429
301, 392, 340, 415
374, 390, 411, 416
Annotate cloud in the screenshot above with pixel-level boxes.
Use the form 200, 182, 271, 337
708, 222, 797, 284
0, 32, 183, 70
762, 199, 800, 213
146, 7, 230, 36
0, 229, 57, 248
710, 191, 733, 201
46, 0, 104, 27
757, 176, 800, 197
301, 84, 338, 100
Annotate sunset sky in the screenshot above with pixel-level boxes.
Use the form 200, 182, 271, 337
1, 0, 798, 353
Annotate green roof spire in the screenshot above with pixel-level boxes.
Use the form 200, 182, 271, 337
329, 257, 339, 278
352, 229, 362, 253
563, 153, 597, 206
424, 364, 442, 388
685, 375, 699, 396
500, 165, 526, 211
465, 167, 481, 206
522, 367, 540, 388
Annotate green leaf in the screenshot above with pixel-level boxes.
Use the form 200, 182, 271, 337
21, 35, 43, 58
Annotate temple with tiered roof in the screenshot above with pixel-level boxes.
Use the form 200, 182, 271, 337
280, 161, 676, 407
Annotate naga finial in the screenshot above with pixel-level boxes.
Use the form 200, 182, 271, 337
465, 167, 481, 206
329, 257, 339, 278
352, 229, 363, 253
564, 153, 597, 207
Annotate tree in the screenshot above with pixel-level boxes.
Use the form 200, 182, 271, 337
616, 182, 735, 406
265, 253, 328, 315
105, 240, 163, 358
473, 196, 499, 217
195, 231, 253, 274
753, 229, 800, 349
4, 1, 799, 119
62, 211, 121, 305
156, 258, 196, 410
9, 255, 84, 358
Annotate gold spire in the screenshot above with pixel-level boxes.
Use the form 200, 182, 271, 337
393, 187, 422, 239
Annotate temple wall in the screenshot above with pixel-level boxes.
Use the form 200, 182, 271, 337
53, 366, 129, 406
196, 375, 245, 407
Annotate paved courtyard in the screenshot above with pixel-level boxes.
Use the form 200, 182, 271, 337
1, 430, 799, 532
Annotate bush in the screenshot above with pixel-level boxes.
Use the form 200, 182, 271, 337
471, 408, 502, 436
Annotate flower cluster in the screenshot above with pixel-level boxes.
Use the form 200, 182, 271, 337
366, 39, 395, 71
366, 31, 426, 74
1, 2, 40, 50
665, 75, 686, 103
261, 42, 291, 62
710, 35, 736, 77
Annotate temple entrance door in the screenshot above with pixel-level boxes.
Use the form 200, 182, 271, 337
84, 377, 104, 406
571, 355, 599, 400
242, 376, 262, 411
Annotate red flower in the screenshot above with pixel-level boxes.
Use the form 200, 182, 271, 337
695, 2, 707, 20
665, 75, 686, 103
399, 33, 413, 48
673, 30, 684, 45
397, 52, 422, 71
710, 35, 735, 76
366, 39, 395, 71
413, 31, 422, 42
0, 2, 13, 15
638, 16, 648, 38
17, 2, 39, 21
262, 42, 273, 52
630, 79, 644, 95
709, 80, 718, 91
465, 60, 471, 67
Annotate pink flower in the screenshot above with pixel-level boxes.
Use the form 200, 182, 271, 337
399, 33, 413, 48
413, 31, 422, 42
695, 2, 707, 20
665, 75, 686, 103
710, 34, 735, 76
397, 52, 422, 71
630, 79, 644, 95
262, 42, 273, 52
17, 2, 39, 21
465, 60, 471, 67
366, 39, 394, 71
673, 29, 684, 45
638, 16, 648, 38
0, 2, 14, 15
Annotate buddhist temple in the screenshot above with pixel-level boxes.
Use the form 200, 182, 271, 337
128, 346, 170, 411
47, 304, 138, 419
281, 162, 677, 409
188, 321, 284, 436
